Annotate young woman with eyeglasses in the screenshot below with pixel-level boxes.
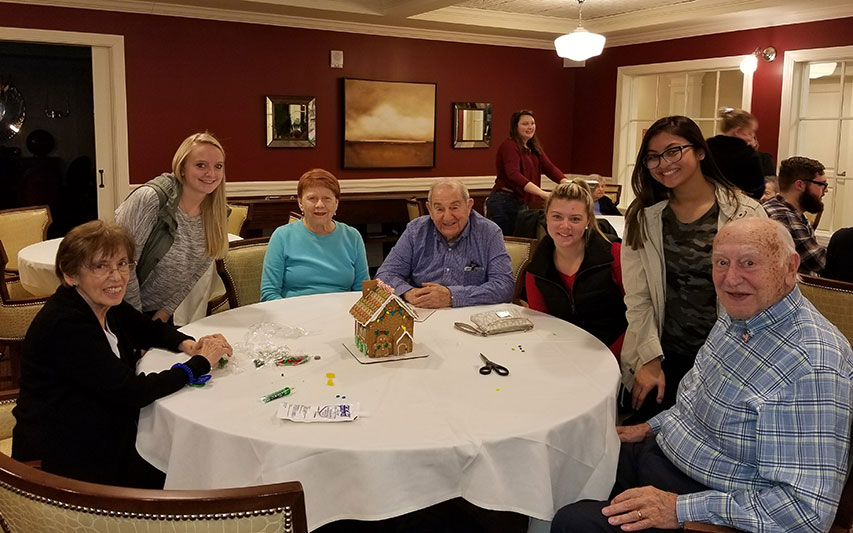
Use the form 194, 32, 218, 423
620, 116, 765, 422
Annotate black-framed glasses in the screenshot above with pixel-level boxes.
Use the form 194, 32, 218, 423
642, 144, 694, 169
804, 178, 828, 190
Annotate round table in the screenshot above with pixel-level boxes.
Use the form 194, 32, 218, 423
136, 292, 621, 531
16, 234, 240, 325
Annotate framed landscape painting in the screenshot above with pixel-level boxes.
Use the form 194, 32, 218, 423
343, 78, 436, 168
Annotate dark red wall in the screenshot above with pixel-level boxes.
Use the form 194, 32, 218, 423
0, 3, 575, 183
570, 17, 853, 174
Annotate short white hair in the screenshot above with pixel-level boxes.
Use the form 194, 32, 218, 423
428, 178, 469, 204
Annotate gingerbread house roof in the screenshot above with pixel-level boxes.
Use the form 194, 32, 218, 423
349, 285, 416, 326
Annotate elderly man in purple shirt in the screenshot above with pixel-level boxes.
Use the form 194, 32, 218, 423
376, 179, 514, 308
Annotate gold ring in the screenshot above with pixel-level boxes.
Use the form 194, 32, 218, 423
637, 510, 643, 520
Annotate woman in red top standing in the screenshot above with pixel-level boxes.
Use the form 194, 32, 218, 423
524, 180, 627, 358
487, 109, 567, 235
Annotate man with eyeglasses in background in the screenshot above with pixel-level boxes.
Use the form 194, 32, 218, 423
761, 156, 828, 275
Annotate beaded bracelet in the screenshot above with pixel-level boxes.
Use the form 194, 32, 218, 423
172, 362, 211, 386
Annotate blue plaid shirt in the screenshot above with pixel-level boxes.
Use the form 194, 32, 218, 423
375, 211, 514, 307
649, 287, 853, 532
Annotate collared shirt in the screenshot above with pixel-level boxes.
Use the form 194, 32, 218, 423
649, 287, 853, 532
375, 210, 514, 307
762, 196, 826, 275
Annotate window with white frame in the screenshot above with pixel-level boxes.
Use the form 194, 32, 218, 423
780, 46, 853, 235
613, 57, 753, 206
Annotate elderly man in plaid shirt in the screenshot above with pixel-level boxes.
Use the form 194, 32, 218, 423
552, 217, 853, 533
762, 156, 828, 276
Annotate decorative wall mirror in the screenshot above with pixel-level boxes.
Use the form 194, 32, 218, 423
452, 102, 491, 148
266, 95, 316, 148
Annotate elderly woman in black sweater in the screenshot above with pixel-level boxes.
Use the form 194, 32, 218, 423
12, 220, 232, 488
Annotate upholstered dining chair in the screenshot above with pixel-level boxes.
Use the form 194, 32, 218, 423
227, 203, 249, 237
0, 452, 308, 533
406, 197, 425, 221
682, 464, 853, 533
503, 236, 537, 304
0, 206, 52, 279
0, 389, 18, 457
798, 274, 853, 346
0, 242, 49, 389
503, 236, 536, 282
210, 237, 270, 311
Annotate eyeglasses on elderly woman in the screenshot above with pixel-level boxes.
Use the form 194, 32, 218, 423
86, 259, 137, 279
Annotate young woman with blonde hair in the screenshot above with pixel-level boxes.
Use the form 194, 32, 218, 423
115, 132, 229, 322
524, 179, 627, 358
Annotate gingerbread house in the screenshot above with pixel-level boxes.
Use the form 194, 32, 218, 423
349, 280, 415, 357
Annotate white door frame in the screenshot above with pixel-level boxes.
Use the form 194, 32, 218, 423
613, 56, 753, 205
778, 45, 853, 235
0, 26, 129, 221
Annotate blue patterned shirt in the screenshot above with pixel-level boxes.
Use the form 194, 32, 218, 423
649, 287, 853, 532
375, 211, 514, 307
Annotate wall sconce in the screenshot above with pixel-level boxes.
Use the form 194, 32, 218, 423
739, 46, 776, 74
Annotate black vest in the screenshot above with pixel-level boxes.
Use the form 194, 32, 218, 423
527, 231, 627, 347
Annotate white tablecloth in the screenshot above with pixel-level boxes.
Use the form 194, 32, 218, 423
136, 292, 621, 531
599, 215, 624, 238
17, 234, 240, 326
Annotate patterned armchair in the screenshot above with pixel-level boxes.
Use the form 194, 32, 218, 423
210, 237, 270, 312
0, 452, 307, 532
0, 206, 52, 279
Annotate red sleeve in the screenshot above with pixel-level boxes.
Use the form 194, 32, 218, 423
538, 150, 566, 184
496, 140, 532, 191
610, 242, 624, 295
524, 272, 548, 312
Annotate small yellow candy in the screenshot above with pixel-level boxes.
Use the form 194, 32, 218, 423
327, 379, 335, 386
326, 373, 336, 378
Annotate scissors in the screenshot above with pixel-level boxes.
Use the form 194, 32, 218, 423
479, 353, 509, 376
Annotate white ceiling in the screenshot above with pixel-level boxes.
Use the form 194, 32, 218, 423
13, 0, 853, 49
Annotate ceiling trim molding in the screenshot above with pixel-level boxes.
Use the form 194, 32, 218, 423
2, 0, 552, 50
605, 5, 853, 47
5, 0, 853, 55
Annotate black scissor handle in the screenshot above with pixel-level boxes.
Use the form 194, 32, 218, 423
491, 364, 509, 376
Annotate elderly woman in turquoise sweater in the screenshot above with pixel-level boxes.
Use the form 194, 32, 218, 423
261, 169, 369, 300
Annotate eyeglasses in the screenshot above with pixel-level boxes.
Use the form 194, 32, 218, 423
642, 144, 694, 169
88, 259, 136, 278
804, 178, 828, 190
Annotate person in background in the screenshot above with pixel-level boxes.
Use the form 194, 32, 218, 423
12, 220, 232, 488
621, 116, 765, 422
261, 168, 368, 300
762, 156, 828, 276
377, 179, 514, 308
760, 175, 779, 203
525, 180, 626, 358
590, 174, 621, 215
551, 217, 852, 533
705, 108, 766, 201
486, 109, 567, 235
823, 227, 853, 283
115, 132, 229, 322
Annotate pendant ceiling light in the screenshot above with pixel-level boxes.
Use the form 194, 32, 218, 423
554, 0, 606, 62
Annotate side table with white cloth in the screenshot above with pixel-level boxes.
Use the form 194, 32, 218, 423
136, 292, 621, 531
16, 234, 241, 325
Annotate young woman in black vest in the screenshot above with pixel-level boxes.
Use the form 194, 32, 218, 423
524, 179, 627, 359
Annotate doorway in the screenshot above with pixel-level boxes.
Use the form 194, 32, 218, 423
0, 26, 129, 224
0, 41, 96, 237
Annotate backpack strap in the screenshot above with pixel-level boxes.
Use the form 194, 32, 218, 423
133, 173, 182, 285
